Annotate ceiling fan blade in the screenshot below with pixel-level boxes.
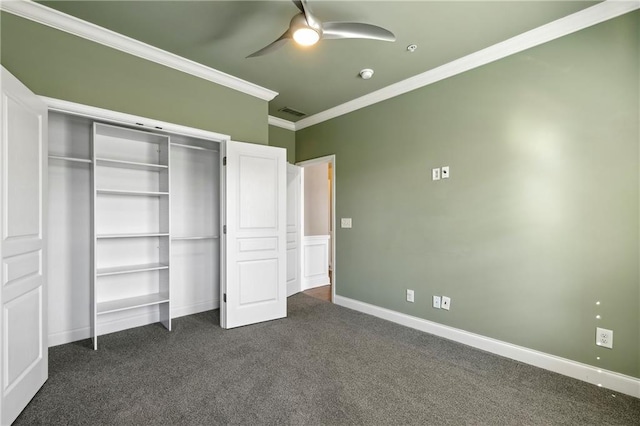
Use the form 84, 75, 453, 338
292, 1, 304, 14
247, 30, 292, 58
294, 0, 321, 30
322, 22, 396, 42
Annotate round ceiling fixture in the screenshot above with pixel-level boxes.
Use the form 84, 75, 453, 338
293, 27, 320, 46
407, 44, 418, 52
359, 69, 374, 80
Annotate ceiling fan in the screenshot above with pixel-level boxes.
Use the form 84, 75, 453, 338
247, 0, 396, 58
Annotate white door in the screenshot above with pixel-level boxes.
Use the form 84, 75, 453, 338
221, 141, 286, 329
286, 164, 302, 297
0, 67, 48, 425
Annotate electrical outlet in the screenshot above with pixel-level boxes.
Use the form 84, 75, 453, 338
596, 327, 613, 349
441, 166, 450, 179
341, 218, 352, 228
433, 296, 441, 309
406, 289, 414, 303
441, 296, 451, 311
432, 168, 441, 181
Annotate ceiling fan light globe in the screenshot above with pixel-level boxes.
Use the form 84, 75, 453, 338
293, 27, 320, 46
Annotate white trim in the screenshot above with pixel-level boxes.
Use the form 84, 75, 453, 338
295, 0, 640, 130
334, 295, 640, 399
302, 235, 331, 290
268, 116, 296, 132
48, 326, 91, 347
1, 0, 278, 102
6, 1, 636, 130
48, 311, 159, 347
40, 96, 231, 142
171, 299, 219, 319
97, 311, 161, 340
303, 279, 330, 290
303, 235, 330, 243
48, 300, 220, 347
297, 155, 336, 303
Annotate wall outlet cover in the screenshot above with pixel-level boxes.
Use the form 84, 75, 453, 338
441, 166, 450, 179
341, 218, 352, 228
596, 327, 613, 349
441, 296, 451, 310
433, 295, 441, 309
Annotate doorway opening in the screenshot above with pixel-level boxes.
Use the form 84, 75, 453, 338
297, 155, 336, 302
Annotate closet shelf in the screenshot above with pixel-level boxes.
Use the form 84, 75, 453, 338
97, 263, 169, 277
172, 236, 219, 241
97, 292, 170, 315
48, 155, 92, 164
95, 158, 168, 170
171, 142, 219, 152
96, 189, 169, 196
97, 232, 169, 239
95, 122, 169, 145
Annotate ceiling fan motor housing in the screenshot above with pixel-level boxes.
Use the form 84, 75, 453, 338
247, 0, 395, 58
291, 13, 322, 36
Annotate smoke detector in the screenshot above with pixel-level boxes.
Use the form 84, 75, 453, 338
359, 68, 374, 80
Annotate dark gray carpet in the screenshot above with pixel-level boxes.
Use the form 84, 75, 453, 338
16, 294, 640, 425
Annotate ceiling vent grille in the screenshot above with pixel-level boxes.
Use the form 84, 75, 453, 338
278, 106, 307, 117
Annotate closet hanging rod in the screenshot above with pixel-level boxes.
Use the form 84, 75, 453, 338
95, 158, 168, 170
171, 236, 220, 241
48, 155, 92, 164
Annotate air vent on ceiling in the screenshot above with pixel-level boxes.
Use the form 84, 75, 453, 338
278, 106, 307, 118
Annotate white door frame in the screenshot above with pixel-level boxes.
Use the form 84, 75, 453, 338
296, 155, 336, 303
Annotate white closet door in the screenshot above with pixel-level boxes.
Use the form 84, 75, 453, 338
221, 141, 286, 329
0, 67, 48, 425
286, 164, 302, 297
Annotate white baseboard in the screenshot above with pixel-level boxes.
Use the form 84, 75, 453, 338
303, 275, 330, 290
97, 310, 160, 337
48, 326, 91, 347
334, 295, 640, 399
171, 299, 218, 319
48, 299, 219, 347
49, 311, 162, 347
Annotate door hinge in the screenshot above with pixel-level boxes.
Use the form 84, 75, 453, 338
223, 293, 227, 303
223, 225, 227, 234
223, 157, 227, 166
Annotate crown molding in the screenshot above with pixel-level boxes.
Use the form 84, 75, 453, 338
1, 0, 278, 102
4, 0, 636, 130
295, 0, 640, 131
268, 115, 296, 132
41, 96, 231, 142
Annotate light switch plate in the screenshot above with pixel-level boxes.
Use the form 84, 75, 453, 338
406, 289, 414, 303
433, 296, 441, 309
341, 218, 352, 228
432, 168, 441, 181
441, 166, 450, 179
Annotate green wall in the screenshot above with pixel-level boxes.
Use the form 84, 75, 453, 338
0, 13, 268, 144
269, 125, 296, 163
297, 12, 640, 378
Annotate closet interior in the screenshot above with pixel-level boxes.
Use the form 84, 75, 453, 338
48, 111, 221, 349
